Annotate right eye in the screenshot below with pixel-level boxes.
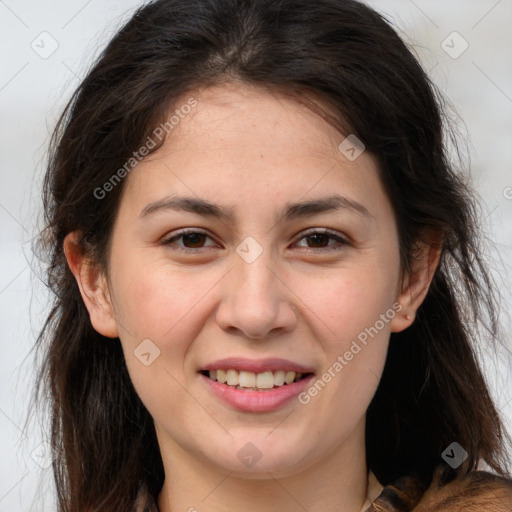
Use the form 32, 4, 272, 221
161, 229, 220, 253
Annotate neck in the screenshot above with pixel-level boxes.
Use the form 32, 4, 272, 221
157, 418, 370, 512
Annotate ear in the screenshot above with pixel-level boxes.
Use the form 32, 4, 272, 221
391, 235, 443, 333
63, 231, 119, 338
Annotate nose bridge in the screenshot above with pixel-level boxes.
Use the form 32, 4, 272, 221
234, 234, 275, 289
238, 250, 274, 298
234, 238, 278, 312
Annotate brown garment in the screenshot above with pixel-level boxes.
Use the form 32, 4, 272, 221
366, 465, 512, 511
137, 464, 512, 511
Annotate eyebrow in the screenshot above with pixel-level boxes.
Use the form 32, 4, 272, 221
139, 194, 373, 222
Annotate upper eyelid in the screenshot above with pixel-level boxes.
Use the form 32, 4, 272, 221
162, 228, 219, 245
294, 229, 351, 247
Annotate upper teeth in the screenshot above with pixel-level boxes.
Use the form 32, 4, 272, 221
208, 369, 303, 390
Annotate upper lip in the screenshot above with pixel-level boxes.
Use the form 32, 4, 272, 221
201, 357, 315, 374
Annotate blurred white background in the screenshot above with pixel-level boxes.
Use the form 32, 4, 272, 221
1, 0, 511, 510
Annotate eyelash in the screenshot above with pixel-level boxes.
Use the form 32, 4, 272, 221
161, 228, 350, 254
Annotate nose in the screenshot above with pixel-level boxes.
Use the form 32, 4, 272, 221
215, 249, 298, 340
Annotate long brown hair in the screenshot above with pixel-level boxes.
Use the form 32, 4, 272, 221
33, 0, 511, 510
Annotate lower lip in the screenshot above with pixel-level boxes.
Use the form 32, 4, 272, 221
200, 373, 315, 412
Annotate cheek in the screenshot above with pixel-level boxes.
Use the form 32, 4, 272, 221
292, 261, 399, 344
110, 257, 217, 344
290, 259, 398, 407
108, 258, 218, 394
110, 262, 212, 421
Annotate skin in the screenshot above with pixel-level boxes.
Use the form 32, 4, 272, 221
64, 82, 440, 511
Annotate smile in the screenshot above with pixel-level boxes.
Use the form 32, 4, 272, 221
201, 369, 310, 391
199, 359, 315, 412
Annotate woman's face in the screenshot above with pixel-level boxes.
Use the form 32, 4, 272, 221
93, 83, 408, 477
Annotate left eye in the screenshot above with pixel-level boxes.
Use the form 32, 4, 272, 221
161, 229, 348, 253
294, 229, 349, 251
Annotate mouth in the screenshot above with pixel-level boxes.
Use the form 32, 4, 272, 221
198, 359, 316, 412
200, 369, 313, 391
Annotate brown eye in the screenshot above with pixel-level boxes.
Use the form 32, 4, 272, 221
162, 229, 218, 252
305, 233, 331, 248
181, 232, 208, 248
295, 229, 349, 252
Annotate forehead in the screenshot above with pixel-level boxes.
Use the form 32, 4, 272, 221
160, 82, 345, 160
118, 82, 389, 222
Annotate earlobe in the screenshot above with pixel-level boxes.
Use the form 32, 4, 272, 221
391, 237, 442, 333
63, 232, 119, 338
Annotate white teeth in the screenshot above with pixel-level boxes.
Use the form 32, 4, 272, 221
256, 371, 274, 389
274, 370, 285, 386
205, 368, 306, 389
226, 369, 238, 386
238, 370, 256, 388
285, 371, 296, 384
217, 369, 227, 384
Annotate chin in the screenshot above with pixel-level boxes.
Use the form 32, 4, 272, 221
203, 434, 316, 478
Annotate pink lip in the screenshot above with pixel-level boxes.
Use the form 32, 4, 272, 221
199, 372, 315, 413
201, 357, 314, 374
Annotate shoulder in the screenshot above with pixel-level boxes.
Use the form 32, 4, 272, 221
367, 464, 512, 511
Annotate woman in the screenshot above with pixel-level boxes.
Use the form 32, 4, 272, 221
34, 0, 512, 510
